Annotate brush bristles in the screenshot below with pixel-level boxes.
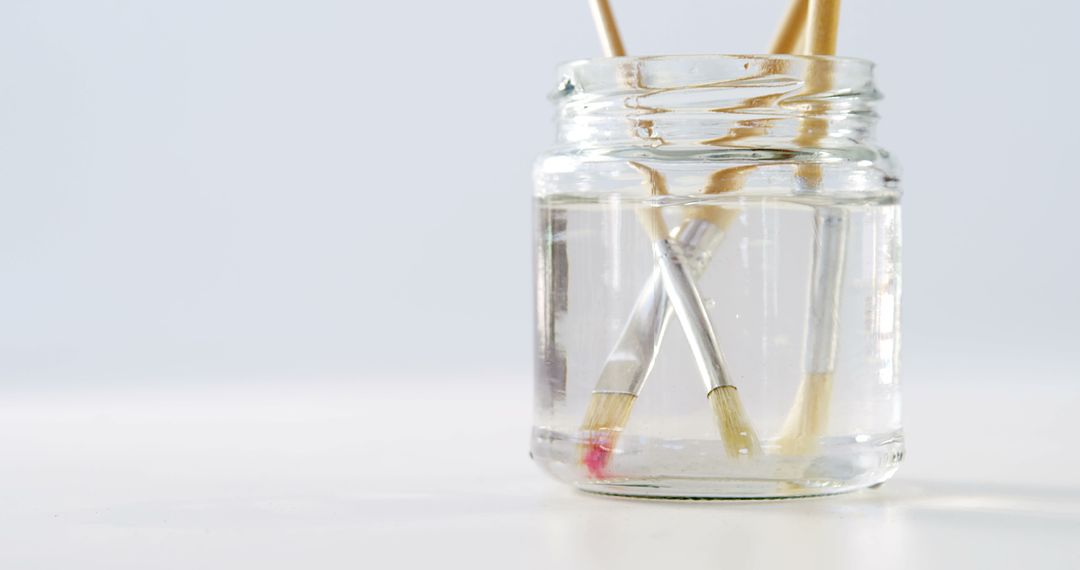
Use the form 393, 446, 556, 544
707, 385, 761, 458
579, 392, 636, 478
776, 372, 833, 455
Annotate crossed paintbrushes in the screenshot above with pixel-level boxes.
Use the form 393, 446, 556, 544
580, 0, 846, 478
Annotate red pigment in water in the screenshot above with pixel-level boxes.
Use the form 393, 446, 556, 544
583, 441, 612, 479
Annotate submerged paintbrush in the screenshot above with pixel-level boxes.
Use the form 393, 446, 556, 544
630, 163, 760, 459
776, 0, 848, 454
578, 0, 807, 476
579, 168, 753, 475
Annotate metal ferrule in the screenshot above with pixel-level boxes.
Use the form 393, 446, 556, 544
592, 269, 670, 395
674, 219, 726, 278
804, 207, 849, 374
592, 219, 725, 395
652, 238, 733, 392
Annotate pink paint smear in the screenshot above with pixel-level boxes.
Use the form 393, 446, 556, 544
583, 440, 613, 479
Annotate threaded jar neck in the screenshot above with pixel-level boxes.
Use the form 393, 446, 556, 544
551, 55, 881, 156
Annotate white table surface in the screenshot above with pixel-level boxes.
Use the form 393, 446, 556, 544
2, 370, 1078, 569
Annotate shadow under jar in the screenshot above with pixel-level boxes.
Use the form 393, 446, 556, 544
532, 55, 902, 499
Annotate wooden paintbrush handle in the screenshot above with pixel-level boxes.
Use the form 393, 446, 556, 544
806, 0, 841, 56
589, 0, 626, 57
771, 0, 809, 54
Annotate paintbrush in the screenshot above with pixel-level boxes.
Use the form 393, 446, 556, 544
579, 0, 807, 476
630, 163, 760, 460
776, 0, 848, 455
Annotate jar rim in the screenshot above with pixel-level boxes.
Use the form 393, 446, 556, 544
557, 53, 874, 72
552, 54, 877, 103
547, 53, 884, 153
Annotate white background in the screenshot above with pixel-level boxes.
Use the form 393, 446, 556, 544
2, 2, 1080, 568
3, 0, 1078, 388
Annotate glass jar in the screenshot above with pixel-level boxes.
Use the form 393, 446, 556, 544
531, 55, 902, 499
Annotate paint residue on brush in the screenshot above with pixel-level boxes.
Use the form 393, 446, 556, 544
578, 392, 635, 478
582, 439, 613, 478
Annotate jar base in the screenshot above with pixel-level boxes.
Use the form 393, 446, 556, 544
573, 475, 892, 500
532, 427, 903, 500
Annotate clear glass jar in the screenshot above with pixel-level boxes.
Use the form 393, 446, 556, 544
531, 55, 902, 499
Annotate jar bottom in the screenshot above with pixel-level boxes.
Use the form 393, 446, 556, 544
531, 428, 904, 500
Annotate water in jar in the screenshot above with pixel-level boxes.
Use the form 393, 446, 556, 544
532, 191, 902, 498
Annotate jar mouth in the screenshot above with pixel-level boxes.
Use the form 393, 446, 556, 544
549, 53, 882, 154
552, 54, 875, 101
557, 53, 874, 73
